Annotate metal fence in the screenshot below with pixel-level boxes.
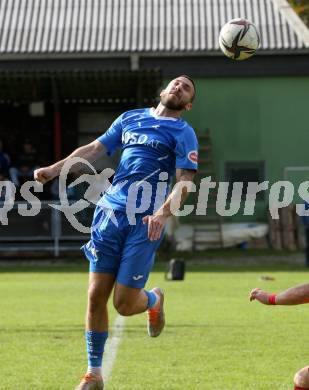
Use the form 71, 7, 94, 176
0, 201, 95, 257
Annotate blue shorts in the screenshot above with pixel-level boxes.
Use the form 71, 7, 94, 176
82, 208, 163, 288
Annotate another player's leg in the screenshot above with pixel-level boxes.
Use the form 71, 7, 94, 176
113, 283, 165, 337
75, 272, 115, 390
294, 366, 309, 390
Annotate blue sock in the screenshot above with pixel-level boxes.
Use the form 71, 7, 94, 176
145, 290, 157, 309
86, 330, 108, 368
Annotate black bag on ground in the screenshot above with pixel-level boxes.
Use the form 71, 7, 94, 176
165, 258, 185, 281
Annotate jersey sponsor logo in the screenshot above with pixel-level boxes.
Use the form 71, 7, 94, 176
122, 132, 148, 145
188, 150, 198, 164
122, 131, 160, 149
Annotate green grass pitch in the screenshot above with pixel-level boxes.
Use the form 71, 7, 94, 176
0, 261, 308, 389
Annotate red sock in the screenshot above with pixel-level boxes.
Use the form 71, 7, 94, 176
295, 386, 309, 390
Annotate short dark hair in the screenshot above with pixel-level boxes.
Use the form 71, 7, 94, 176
178, 75, 196, 102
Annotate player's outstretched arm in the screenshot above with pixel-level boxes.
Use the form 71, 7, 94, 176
143, 168, 195, 241
250, 283, 309, 305
34, 140, 106, 184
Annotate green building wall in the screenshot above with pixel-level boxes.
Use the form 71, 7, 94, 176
180, 76, 309, 221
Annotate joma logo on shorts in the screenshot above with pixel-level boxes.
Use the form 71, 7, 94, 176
132, 275, 144, 281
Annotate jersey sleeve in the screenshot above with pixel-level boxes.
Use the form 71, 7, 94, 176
174, 125, 199, 170
97, 114, 123, 156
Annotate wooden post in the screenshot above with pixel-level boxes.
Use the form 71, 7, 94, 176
280, 205, 297, 250
52, 78, 61, 161
268, 211, 282, 250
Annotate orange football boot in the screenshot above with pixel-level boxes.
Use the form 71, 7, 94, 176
147, 287, 165, 337
74, 373, 104, 390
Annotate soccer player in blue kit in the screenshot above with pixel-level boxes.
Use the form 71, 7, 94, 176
34, 75, 198, 390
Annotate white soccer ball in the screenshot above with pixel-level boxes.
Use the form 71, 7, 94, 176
219, 18, 260, 60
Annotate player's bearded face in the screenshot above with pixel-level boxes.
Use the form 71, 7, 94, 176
160, 78, 194, 111
160, 93, 188, 110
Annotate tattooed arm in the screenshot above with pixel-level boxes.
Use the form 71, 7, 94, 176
142, 168, 196, 241
157, 168, 196, 218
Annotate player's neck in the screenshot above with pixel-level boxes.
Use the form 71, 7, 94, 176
152, 104, 183, 119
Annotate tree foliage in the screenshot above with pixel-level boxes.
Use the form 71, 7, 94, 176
288, 0, 309, 26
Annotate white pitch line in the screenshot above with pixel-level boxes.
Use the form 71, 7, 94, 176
103, 315, 126, 382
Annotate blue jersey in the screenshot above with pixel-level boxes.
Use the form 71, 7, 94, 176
97, 107, 198, 214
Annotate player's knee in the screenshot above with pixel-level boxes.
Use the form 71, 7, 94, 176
294, 366, 309, 388
113, 299, 134, 316
115, 304, 134, 316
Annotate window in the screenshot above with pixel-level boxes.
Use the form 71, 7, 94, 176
225, 161, 265, 200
